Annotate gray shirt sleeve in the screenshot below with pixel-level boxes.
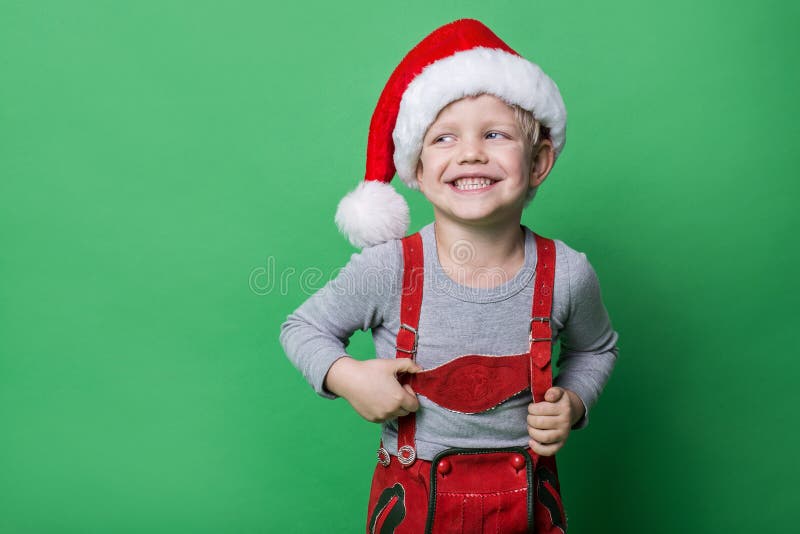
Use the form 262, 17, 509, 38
279, 240, 400, 399
553, 248, 619, 430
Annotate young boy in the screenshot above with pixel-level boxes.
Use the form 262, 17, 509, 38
280, 19, 618, 533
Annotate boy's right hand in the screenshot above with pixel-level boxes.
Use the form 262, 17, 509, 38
323, 356, 422, 423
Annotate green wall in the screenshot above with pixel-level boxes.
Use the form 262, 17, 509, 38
1, 1, 797, 532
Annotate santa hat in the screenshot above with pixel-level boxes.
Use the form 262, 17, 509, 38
335, 18, 567, 248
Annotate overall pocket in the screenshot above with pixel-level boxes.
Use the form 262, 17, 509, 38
426, 447, 534, 534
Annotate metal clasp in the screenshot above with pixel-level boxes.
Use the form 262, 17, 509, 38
377, 446, 391, 467
396, 323, 418, 356
529, 316, 551, 343
397, 445, 416, 466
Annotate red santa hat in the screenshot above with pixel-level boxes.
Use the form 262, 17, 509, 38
335, 18, 567, 248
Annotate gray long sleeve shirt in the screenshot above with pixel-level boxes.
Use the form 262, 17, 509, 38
279, 222, 618, 461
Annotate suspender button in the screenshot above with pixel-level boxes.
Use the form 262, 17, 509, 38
398, 445, 416, 466
511, 453, 526, 471
437, 458, 451, 476
377, 447, 391, 467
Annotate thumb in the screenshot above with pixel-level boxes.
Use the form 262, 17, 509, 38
401, 384, 420, 412
545, 386, 564, 403
392, 358, 423, 375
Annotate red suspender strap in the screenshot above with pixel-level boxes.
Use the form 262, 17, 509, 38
392, 232, 554, 464
395, 232, 423, 466
529, 234, 556, 403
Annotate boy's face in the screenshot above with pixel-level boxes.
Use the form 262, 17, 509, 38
415, 94, 545, 228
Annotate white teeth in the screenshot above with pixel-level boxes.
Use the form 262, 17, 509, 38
452, 177, 495, 190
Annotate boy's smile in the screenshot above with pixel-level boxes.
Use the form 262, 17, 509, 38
447, 173, 500, 193
415, 93, 546, 227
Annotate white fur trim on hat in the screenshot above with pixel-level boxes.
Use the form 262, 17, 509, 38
335, 180, 410, 248
392, 47, 567, 189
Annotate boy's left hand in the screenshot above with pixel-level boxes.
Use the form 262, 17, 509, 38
527, 387, 585, 456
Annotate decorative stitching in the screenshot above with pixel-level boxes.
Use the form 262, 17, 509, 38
424, 386, 531, 415
461, 496, 466, 534
437, 487, 528, 497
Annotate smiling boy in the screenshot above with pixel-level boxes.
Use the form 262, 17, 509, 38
413, 93, 590, 454
280, 19, 618, 533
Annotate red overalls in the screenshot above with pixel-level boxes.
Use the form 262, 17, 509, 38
366, 232, 567, 534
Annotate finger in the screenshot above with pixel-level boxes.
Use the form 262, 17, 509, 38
528, 427, 564, 445
545, 387, 564, 403
526, 413, 562, 430
389, 400, 417, 418
392, 358, 423, 374
528, 402, 562, 417
529, 438, 562, 457
399, 385, 420, 412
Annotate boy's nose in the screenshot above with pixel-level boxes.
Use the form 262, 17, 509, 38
457, 138, 488, 164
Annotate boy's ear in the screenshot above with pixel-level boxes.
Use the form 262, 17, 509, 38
529, 139, 555, 188
415, 160, 424, 189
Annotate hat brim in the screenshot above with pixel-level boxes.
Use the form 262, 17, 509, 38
392, 47, 567, 189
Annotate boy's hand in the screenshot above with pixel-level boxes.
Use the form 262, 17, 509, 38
324, 356, 423, 423
527, 387, 585, 456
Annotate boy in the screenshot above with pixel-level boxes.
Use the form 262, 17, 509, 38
280, 19, 618, 533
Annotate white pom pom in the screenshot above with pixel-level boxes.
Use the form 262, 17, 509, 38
335, 181, 410, 248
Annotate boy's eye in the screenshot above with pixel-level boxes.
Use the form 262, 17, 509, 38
486, 131, 508, 140
434, 135, 455, 143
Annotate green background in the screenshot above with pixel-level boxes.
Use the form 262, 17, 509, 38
1, 0, 797, 532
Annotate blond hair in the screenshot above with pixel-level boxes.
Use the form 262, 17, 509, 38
511, 103, 550, 205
